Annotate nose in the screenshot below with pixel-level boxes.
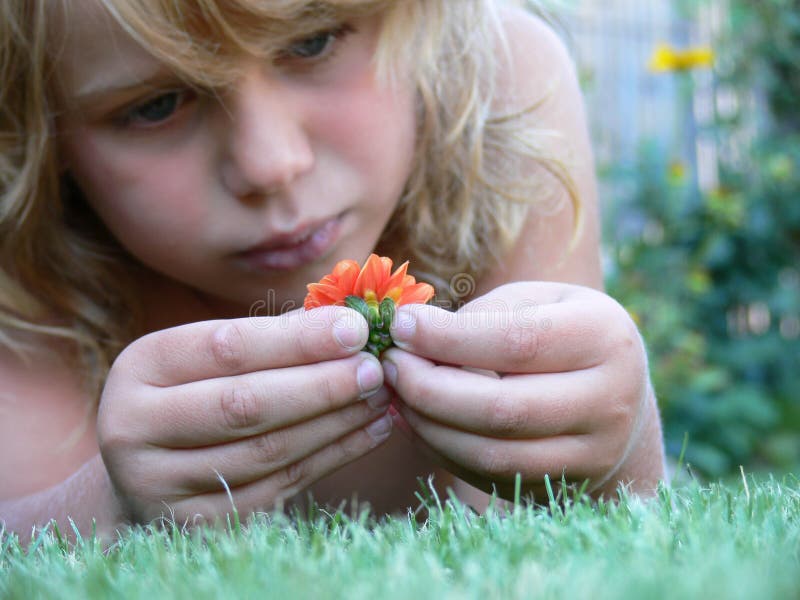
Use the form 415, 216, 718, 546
219, 67, 314, 199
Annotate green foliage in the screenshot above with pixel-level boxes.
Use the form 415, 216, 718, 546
2, 477, 799, 599
604, 0, 800, 476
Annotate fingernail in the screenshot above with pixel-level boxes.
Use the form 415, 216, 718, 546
391, 307, 416, 345
365, 413, 392, 443
366, 386, 391, 411
382, 359, 398, 388
333, 314, 367, 351
357, 357, 383, 398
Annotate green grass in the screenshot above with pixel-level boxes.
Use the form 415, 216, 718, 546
2, 474, 799, 599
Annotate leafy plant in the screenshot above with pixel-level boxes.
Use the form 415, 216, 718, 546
604, 0, 800, 477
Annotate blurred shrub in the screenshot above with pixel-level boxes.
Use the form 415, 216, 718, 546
603, 0, 800, 476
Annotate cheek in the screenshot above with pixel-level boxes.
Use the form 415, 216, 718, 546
65, 132, 210, 255
313, 74, 417, 200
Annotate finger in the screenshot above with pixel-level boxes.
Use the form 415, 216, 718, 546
389, 291, 636, 373
382, 348, 622, 438
395, 402, 610, 490
166, 412, 394, 520
143, 352, 385, 446
120, 306, 369, 386
156, 386, 393, 492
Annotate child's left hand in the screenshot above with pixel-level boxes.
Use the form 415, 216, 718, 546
381, 281, 661, 500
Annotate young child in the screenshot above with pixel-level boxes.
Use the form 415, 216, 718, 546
0, 0, 665, 539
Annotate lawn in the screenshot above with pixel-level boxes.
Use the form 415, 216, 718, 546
2, 474, 798, 599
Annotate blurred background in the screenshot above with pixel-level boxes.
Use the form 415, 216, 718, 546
546, 0, 800, 479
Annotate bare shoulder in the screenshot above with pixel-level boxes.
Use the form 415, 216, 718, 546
499, 5, 573, 60
469, 3, 603, 295
0, 341, 99, 499
494, 4, 578, 111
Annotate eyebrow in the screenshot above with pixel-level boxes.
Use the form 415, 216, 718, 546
70, 70, 183, 107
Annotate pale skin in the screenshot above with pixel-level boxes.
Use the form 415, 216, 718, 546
0, 3, 664, 538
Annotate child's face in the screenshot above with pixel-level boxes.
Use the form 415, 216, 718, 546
55, 2, 416, 313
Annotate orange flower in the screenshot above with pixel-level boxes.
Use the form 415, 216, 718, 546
304, 254, 434, 310
304, 254, 435, 356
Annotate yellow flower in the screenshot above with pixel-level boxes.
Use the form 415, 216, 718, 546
668, 161, 687, 182
648, 43, 714, 72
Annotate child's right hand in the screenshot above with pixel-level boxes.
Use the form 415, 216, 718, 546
97, 306, 391, 524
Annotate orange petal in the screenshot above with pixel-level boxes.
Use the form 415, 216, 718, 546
384, 286, 404, 303
332, 259, 360, 276
317, 275, 338, 287
304, 296, 325, 310
380, 256, 393, 274
315, 282, 350, 300
401, 274, 416, 287
331, 259, 360, 294
305, 283, 348, 306
398, 282, 435, 306
305, 255, 434, 311
354, 253, 390, 297
380, 260, 410, 299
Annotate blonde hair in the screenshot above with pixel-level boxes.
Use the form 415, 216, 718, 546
0, 0, 578, 399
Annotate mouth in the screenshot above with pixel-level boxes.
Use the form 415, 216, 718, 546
235, 213, 345, 271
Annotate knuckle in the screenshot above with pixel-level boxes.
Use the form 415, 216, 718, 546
310, 356, 361, 412
281, 459, 309, 489
611, 322, 639, 357
220, 380, 261, 431
335, 403, 371, 431
209, 322, 247, 373
274, 453, 312, 491
330, 435, 364, 466
291, 329, 315, 361
587, 411, 638, 480
601, 300, 644, 357
315, 372, 340, 410
591, 441, 625, 481
501, 323, 539, 368
109, 343, 136, 376
293, 308, 338, 357
396, 366, 427, 403
97, 404, 140, 454
295, 368, 340, 412
485, 391, 529, 435
97, 424, 135, 457
250, 429, 290, 467
608, 392, 639, 437
110, 340, 155, 385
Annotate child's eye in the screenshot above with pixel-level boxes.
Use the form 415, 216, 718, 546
277, 24, 355, 64
288, 31, 334, 58
119, 90, 192, 128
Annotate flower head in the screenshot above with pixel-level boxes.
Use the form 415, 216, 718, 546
648, 43, 714, 72
304, 253, 434, 310
304, 254, 435, 356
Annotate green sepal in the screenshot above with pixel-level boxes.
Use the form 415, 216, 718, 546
345, 295, 370, 322
379, 297, 396, 332
367, 302, 381, 329
345, 295, 397, 357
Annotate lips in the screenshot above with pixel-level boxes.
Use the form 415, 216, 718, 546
236, 214, 344, 271
243, 217, 332, 253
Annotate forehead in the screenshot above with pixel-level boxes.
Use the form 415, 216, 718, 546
52, 0, 391, 100
54, 1, 162, 100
